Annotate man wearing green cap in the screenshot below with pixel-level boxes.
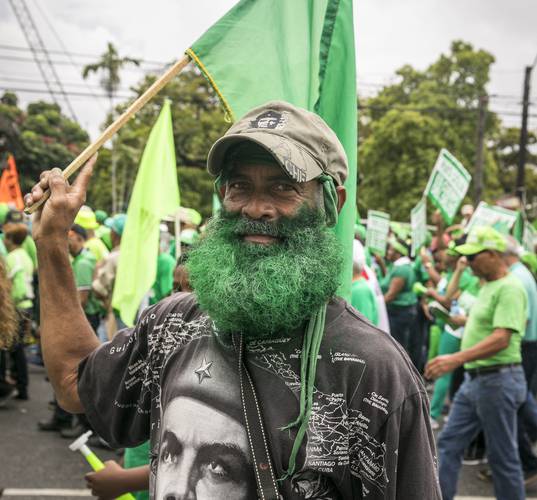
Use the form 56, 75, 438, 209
425, 226, 528, 500
26, 101, 440, 499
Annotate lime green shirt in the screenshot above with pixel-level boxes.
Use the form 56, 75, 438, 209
462, 273, 527, 369
6, 247, 34, 309
381, 258, 417, 306
84, 237, 110, 263
22, 236, 38, 270
351, 277, 379, 326
72, 249, 101, 316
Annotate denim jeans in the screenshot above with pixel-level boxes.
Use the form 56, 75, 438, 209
387, 304, 417, 354
438, 366, 526, 500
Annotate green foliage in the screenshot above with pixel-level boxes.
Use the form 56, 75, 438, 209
87, 68, 228, 217
0, 93, 89, 191
359, 40, 505, 220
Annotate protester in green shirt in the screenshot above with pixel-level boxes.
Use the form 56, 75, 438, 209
3, 222, 34, 400
74, 206, 110, 263
68, 224, 101, 332
379, 236, 418, 363
350, 259, 378, 326
426, 226, 528, 500
151, 251, 176, 305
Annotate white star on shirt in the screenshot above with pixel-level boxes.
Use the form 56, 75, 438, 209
194, 357, 213, 384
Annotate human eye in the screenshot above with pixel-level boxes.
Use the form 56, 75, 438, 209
160, 447, 178, 465
273, 182, 296, 193
227, 180, 249, 191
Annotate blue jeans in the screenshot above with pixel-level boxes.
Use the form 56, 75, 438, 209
438, 366, 526, 500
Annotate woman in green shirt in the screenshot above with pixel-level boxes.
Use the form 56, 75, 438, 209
379, 237, 418, 358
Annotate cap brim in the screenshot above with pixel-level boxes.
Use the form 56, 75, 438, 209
207, 131, 323, 183
454, 243, 484, 256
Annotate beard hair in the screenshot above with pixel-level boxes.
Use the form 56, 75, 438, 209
186, 206, 342, 338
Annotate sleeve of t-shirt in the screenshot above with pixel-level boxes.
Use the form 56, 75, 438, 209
391, 265, 410, 283
492, 282, 527, 335
373, 391, 442, 499
74, 259, 94, 291
78, 309, 151, 448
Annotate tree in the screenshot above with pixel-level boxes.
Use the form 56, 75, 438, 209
0, 93, 89, 192
86, 68, 228, 219
82, 42, 140, 212
359, 41, 504, 220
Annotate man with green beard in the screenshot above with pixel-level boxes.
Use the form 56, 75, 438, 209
26, 101, 440, 499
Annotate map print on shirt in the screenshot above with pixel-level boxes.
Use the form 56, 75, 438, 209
78, 293, 440, 499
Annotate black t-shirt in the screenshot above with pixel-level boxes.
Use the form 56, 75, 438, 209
78, 292, 440, 499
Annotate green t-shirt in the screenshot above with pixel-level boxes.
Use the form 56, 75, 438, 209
381, 259, 417, 307
72, 249, 101, 316
462, 273, 527, 369
6, 247, 34, 309
150, 252, 176, 304
446, 268, 480, 298
124, 441, 150, 500
351, 277, 379, 326
22, 235, 38, 270
413, 255, 430, 285
85, 237, 110, 263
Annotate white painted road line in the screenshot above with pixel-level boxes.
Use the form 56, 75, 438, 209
1, 489, 92, 497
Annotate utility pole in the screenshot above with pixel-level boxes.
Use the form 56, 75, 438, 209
517, 55, 537, 206
474, 95, 488, 205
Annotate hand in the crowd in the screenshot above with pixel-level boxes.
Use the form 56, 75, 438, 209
455, 256, 468, 273
421, 302, 434, 321
431, 209, 443, 227
447, 314, 467, 327
85, 460, 127, 500
24, 154, 97, 243
425, 288, 440, 300
424, 354, 462, 380
419, 247, 431, 265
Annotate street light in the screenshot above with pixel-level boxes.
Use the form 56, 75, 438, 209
517, 53, 537, 205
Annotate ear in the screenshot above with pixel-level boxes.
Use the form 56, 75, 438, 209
218, 183, 226, 201
335, 186, 346, 213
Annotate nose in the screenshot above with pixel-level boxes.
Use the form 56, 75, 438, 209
241, 194, 277, 221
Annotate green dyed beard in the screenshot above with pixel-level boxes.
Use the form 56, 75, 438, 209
186, 207, 342, 338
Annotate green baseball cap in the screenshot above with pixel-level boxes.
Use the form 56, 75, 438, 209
95, 209, 108, 224
207, 100, 348, 186
455, 226, 507, 256
105, 213, 126, 237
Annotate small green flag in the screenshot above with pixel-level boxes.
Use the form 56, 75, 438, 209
187, 0, 357, 300
112, 100, 179, 326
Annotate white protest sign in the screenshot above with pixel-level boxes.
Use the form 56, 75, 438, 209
523, 221, 537, 253
425, 149, 471, 224
365, 210, 390, 256
411, 198, 427, 257
465, 201, 518, 234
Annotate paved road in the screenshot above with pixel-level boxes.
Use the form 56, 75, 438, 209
2, 364, 537, 499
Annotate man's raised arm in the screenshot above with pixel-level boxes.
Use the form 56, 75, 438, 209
25, 156, 100, 412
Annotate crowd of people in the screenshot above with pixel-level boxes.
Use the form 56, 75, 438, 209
1, 99, 537, 499
350, 204, 537, 499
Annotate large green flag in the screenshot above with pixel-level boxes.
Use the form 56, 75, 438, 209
187, 0, 357, 299
112, 100, 180, 326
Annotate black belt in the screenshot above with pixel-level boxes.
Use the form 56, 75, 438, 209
466, 363, 521, 379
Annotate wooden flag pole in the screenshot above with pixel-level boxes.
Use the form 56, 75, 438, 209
25, 54, 191, 215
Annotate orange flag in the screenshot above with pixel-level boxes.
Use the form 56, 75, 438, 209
0, 155, 24, 210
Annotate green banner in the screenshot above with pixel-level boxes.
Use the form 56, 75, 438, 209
365, 210, 390, 256
411, 198, 427, 257
425, 149, 471, 224
465, 201, 518, 235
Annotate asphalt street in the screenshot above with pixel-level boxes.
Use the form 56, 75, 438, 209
1, 363, 537, 499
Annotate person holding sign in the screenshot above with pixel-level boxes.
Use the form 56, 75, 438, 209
379, 236, 418, 364
425, 227, 528, 500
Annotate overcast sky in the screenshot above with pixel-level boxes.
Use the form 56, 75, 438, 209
0, 0, 536, 139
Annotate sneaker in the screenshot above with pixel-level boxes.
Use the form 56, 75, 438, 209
38, 416, 72, 432
462, 448, 488, 466
477, 468, 492, 482
430, 418, 440, 430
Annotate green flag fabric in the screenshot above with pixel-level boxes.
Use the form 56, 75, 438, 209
187, 0, 357, 300
112, 100, 180, 326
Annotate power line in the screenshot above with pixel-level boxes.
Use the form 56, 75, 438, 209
0, 74, 131, 92
0, 43, 168, 67
0, 85, 133, 99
